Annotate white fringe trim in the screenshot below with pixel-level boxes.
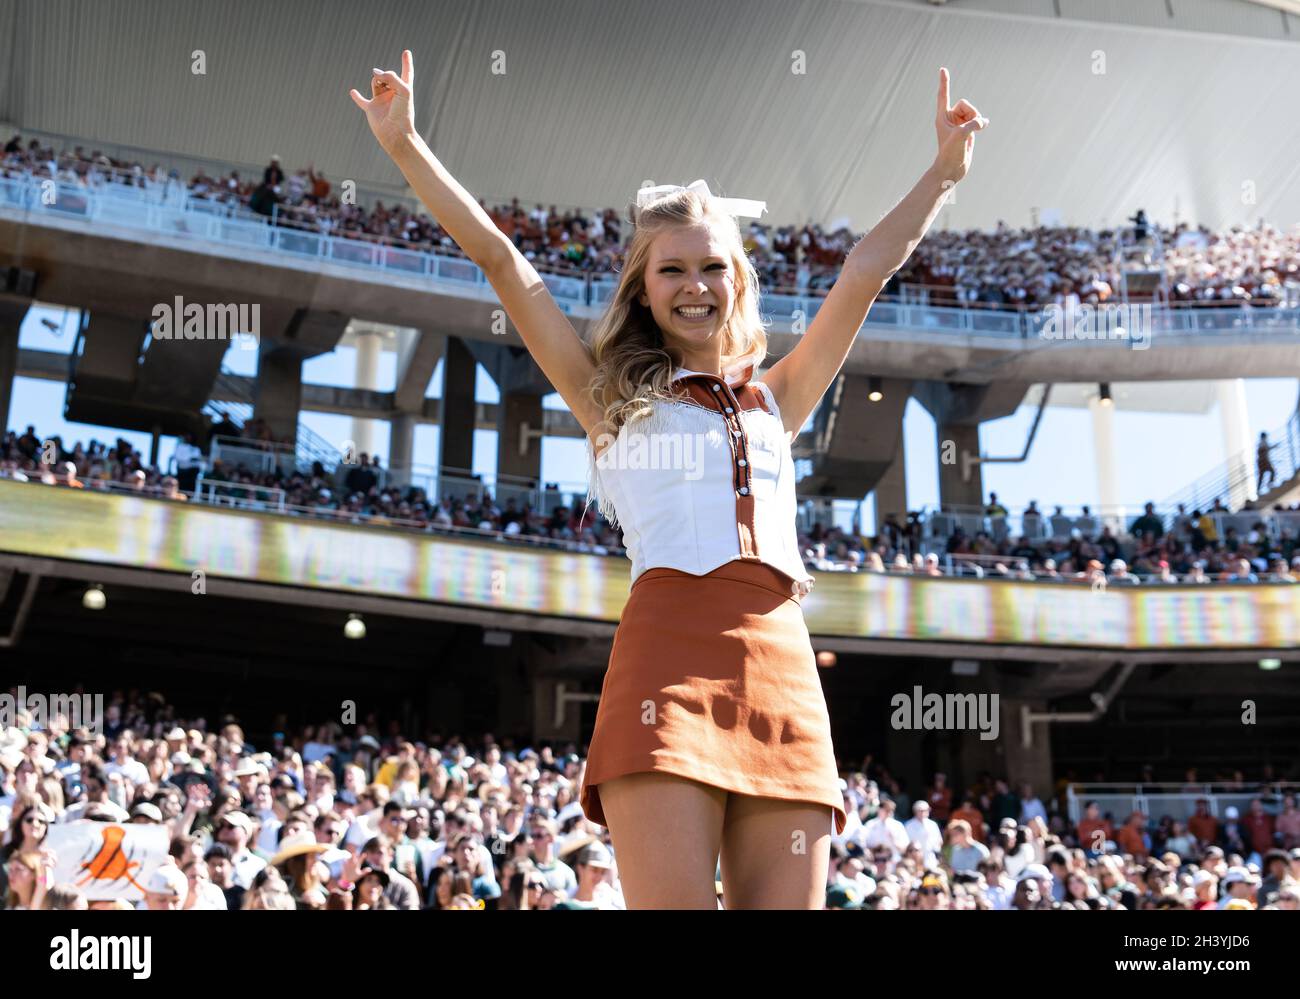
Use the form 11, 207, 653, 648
583, 400, 726, 529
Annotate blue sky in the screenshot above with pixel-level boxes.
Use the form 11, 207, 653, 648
11, 304, 1296, 530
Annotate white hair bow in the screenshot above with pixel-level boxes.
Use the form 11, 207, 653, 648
635, 179, 766, 219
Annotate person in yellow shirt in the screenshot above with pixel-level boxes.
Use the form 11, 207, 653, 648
374, 742, 417, 789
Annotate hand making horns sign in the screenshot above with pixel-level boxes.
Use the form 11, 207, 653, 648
350, 48, 417, 154
934, 67, 988, 186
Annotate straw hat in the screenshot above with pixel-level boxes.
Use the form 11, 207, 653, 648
270, 832, 331, 867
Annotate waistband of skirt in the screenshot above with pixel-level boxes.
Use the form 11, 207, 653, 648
633, 559, 812, 601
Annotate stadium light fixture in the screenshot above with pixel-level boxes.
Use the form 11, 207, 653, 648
1259, 658, 1282, 671
344, 613, 366, 640
867, 377, 884, 403
1098, 383, 1113, 407
82, 584, 106, 611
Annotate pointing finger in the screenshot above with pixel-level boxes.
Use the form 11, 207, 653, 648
401, 49, 413, 86
937, 67, 950, 118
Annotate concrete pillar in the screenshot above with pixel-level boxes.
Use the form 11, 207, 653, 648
873, 436, 908, 536
1088, 393, 1118, 516
497, 391, 543, 482
252, 344, 304, 447
439, 337, 476, 473
0, 300, 26, 435
1216, 379, 1252, 506
350, 330, 382, 458
937, 423, 983, 509
531, 675, 582, 743
388, 413, 417, 488
1000, 696, 1055, 804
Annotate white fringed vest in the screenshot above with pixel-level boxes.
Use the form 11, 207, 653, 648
584, 361, 815, 597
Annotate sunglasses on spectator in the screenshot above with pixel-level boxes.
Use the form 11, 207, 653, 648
918, 887, 943, 896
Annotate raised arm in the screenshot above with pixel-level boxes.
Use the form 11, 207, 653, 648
762, 67, 988, 435
351, 51, 600, 435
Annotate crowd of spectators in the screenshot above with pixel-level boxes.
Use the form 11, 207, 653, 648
8, 422, 1300, 584
3, 689, 1298, 911
795, 492, 1300, 585
6, 133, 1300, 307
891, 218, 1300, 310
828, 766, 1300, 910
0, 424, 623, 555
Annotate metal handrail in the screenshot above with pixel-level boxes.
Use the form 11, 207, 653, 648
1161, 408, 1300, 515
7, 171, 1300, 340
193, 475, 286, 512
1065, 782, 1300, 825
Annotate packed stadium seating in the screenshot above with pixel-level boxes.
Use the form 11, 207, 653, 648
2, 690, 1297, 910
6, 133, 1300, 309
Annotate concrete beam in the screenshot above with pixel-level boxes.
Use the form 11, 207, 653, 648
4, 213, 1300, 384
467, 340, 556, 397
393, 330, 445, 413
799, 374, 912, 498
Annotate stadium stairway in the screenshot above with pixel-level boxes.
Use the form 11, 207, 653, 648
1162, 403, 1300, 514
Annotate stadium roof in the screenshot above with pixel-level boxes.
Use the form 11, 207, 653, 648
2, 0, 1298, 232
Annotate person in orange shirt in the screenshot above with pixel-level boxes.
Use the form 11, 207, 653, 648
1117, 812, 1150, 860
1076, 800, 1113, 855
950, 797, 987, 843
927, 772, 953, 824
1187, 799, 1219, 847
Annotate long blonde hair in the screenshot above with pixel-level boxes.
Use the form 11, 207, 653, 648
582, 186, 769, 523
586, 187, 769, 441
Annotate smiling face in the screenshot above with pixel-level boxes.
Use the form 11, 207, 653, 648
638, 224, 738, 370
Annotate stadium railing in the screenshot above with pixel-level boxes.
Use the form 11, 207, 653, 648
6, 170, 1300, 340
192, 475, 286, 512
917, 503, 1300, 549
209, 435, 296, 477
1066, 783, 1300, 827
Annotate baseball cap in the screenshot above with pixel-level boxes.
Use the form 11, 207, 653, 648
826, 884, 864, 909
575, 842, 613, 869
1222, 866, 1258, 886
1017, 864, 1051, 883
1225, 806, 1240, 820
219, 811, 254, 833
130, 802, 163, 822
145, 864, 188, 900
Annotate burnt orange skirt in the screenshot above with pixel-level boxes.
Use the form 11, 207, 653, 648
579, 559, 847, 836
